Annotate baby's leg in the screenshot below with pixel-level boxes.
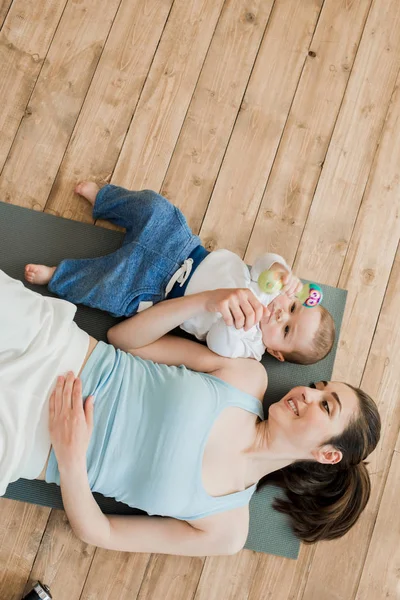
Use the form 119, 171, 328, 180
24, 182, 99, 286
74, 181, 100, 206
25, 264, 56, 285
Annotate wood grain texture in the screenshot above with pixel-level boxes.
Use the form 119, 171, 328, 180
0, 500, 50, 600
0, 0, 13, 29
198, 0, 323, 256
80, 548, 150, 600
355, 433, 400, 600
292, 0, 400, 284
136, 555, 204, 600
45, 0, 173, 222
245, 0, 373, 265
0, 0, 67, 172
300, 239, 400, 600
26, 510, 96, 600
0, 0, 121, 210
334, 80, 400, 384
194, 551, 259, 600
160, 0, 274, 233
112, 0, 225, 192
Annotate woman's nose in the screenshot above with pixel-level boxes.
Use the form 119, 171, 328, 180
303, 388, 318, 404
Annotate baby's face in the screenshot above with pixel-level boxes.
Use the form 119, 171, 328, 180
259, 293, 321, 360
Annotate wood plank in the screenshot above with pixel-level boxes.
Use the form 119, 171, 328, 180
248, 546, 315, 600
245, 0, 373, 265
0, 499, 50, 600
0, 0, 121, 210
292, 0, 400, 284
0, 0, 13, 29
80, 548, 150, 600
300, 246, 400, 599
160, 0, 274, 233
198, 0, 323, 256
136, 555, 204, 600
193, 552, 259, 600
25, 510, 96, 600
112, 0, 225, 193
0, 0, 67, 171
354, 437, 400, 600
44, 0, 173, 223
334, 91, 400, 384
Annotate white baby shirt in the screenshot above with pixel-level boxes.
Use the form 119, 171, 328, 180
181, 250, 290, 360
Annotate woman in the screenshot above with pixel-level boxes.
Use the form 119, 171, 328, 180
0, 270, 380, 555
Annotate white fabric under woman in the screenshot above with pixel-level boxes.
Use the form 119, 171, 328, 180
0, 270, 89, 494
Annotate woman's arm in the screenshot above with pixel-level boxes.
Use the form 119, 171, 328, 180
126, 333, 268, 400
60, 463, 247, 555
107, 288, 266, 352
50, 373, 248, 556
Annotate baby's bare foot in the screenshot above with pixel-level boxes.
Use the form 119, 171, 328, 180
25, 264, 56, 285
74, 181, 100, 205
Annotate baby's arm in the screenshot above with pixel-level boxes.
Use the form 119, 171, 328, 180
252, 253, 302, 298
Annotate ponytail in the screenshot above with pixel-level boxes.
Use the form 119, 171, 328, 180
258, 460, 371, 543
258, 385, 380, 543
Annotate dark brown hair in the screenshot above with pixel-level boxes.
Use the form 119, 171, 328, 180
283, 305, 335, 365
257, 385, 381, 543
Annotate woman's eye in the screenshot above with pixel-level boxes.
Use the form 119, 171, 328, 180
322, 400, 330, 415
284, 325, 290, 337
290, 303, 296, 313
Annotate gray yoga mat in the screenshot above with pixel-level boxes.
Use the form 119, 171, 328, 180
0, 201, 347, 559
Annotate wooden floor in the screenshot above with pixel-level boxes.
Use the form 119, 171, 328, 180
1, 0, 399, 598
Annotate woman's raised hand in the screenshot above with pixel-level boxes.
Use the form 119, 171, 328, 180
49, 372, 94, 470
203, 288, 270, 331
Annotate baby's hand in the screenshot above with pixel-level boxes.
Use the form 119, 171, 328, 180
204, 288, 269, 331
269, 262, 302, 298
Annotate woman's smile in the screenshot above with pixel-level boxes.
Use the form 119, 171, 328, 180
285, 397, 299, 416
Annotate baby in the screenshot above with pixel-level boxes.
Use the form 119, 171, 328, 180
25, 183, 335, 365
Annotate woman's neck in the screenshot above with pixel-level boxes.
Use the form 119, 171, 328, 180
244, 420, 294, 483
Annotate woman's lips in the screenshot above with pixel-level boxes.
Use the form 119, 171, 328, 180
285, 397, 299, 416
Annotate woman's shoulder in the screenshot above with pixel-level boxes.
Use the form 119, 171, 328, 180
212, 357, 268, 402
188, 504, 250, 553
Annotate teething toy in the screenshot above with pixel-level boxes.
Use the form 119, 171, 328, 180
257, 270, 323, 307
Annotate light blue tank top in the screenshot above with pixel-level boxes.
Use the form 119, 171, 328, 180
46, 341, 264, 520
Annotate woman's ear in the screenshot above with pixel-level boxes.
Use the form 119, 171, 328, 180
313, 445, 343, 465
266, 348, 285, 362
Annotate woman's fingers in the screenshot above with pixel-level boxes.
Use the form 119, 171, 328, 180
247, 294, 264, 326
219, 300, 235, 327
210, 288, 265, 330
62, 371, 75, 411
49, 390, 56, 422
225, 291, 263, 330
84, 395, 95, 434
55, 375, 65, 414
232, 298, 253, 330
72, 376, 83, 412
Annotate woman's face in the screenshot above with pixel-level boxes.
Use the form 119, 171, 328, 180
267, 381, 360, 463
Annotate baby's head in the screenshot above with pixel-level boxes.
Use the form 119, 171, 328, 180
260, 293, 335, 365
